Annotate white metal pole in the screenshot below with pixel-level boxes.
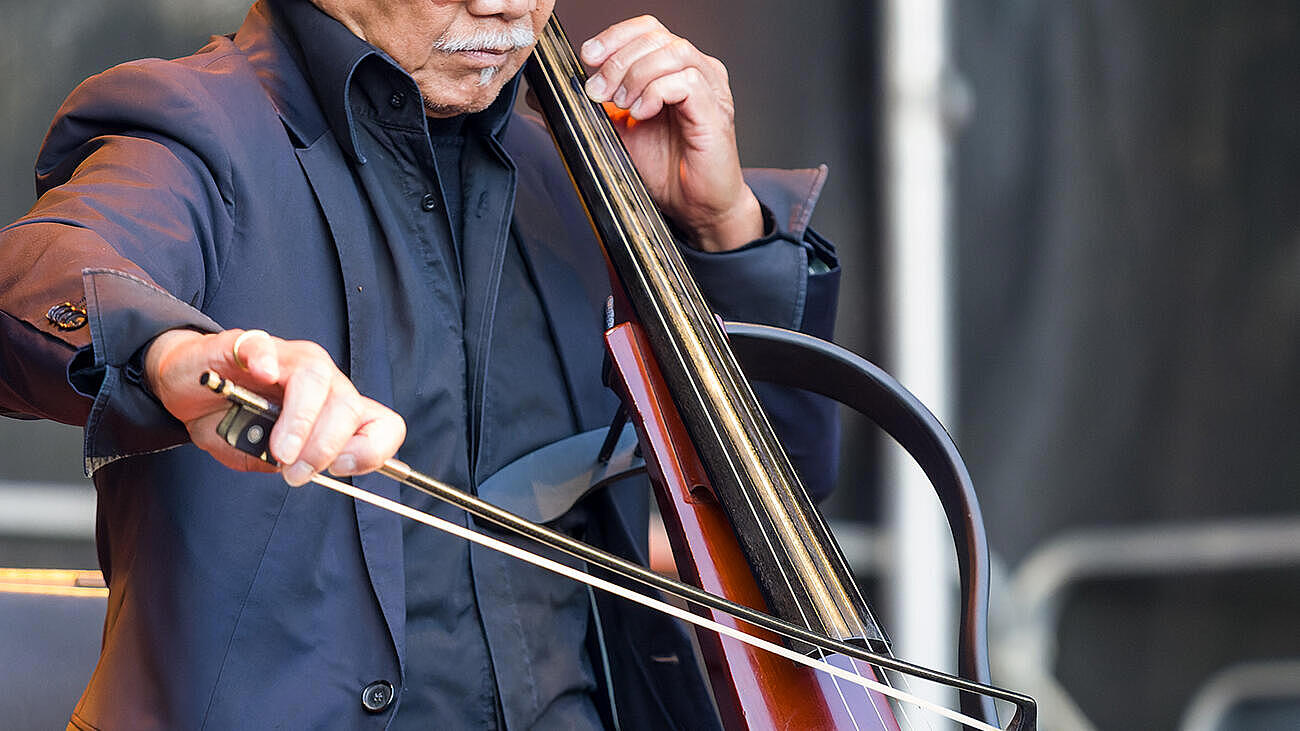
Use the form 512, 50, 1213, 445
883, 0, 958, 724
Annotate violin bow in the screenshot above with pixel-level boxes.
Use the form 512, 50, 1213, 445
203, 370, 1036, 731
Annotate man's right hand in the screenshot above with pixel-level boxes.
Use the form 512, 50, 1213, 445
143, 328, 406, 485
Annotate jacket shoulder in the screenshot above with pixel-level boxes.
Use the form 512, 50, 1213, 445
36, 37, 276, 192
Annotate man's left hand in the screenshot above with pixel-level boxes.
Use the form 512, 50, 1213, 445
581, 16, 762, 253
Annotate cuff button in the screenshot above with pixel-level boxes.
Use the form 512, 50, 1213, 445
47, 301, 88, 331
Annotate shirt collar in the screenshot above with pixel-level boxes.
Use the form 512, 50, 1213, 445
272, 0, 520, 164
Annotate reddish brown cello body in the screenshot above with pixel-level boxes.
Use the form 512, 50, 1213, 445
526, 18, 902, 729
606, 322, 899, 729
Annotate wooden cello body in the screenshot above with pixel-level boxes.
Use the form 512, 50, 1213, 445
605, 323, 900, 729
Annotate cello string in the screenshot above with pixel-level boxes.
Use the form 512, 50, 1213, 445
542, 27, 849, 636
538, 28, 898, 701
307, 470, 1000, 731
564, 67, 860, 648
589, 89, 886, 657
589, 91, 895, 665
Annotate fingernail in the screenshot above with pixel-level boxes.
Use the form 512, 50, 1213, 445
276, 433, 303, 464
613, 86, 628, 108
283, 460, 314, 487
585, 74, 607, 100
581, 39, 603, 62
330, 453, 357, 476
629, 98, 644, 118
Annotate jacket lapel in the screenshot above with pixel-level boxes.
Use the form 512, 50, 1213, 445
240, 1, 407, 662
294, 137, 406, 659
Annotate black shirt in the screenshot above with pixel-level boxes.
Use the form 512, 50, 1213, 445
277, 1, 599, 727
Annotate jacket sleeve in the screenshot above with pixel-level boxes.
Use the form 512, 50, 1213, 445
679, 165, 842, 502
0, 59, 232, 473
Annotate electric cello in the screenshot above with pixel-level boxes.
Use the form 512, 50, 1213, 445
207, 16, 1035, 730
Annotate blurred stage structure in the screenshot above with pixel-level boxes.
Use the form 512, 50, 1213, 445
2, 1, 1297, 729
0, 569, 107, 729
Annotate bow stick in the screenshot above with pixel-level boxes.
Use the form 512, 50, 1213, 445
202, 370, 1035, 730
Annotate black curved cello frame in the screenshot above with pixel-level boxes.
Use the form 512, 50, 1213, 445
523, 16, 1027, 731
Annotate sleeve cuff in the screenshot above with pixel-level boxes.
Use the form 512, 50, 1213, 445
679, 166, 839, 337
76, 267, 222, 474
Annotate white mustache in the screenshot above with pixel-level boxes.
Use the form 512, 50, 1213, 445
433, 25, 536, 53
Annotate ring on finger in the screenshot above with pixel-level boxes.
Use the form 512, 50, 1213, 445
232, 329, 268, 370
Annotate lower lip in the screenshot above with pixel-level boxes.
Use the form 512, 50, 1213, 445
458, 49, 510, 67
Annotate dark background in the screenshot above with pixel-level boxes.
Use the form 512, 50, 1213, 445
952, 3, 1300, 729
2, 2, 1297, 729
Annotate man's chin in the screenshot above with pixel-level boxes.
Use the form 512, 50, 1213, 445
419, 70, 513, 118
423, 96, 492, 118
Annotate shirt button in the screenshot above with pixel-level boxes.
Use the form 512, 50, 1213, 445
389, 90, 405, 109
420, 192, 439, 212
360, 680, 395, 712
